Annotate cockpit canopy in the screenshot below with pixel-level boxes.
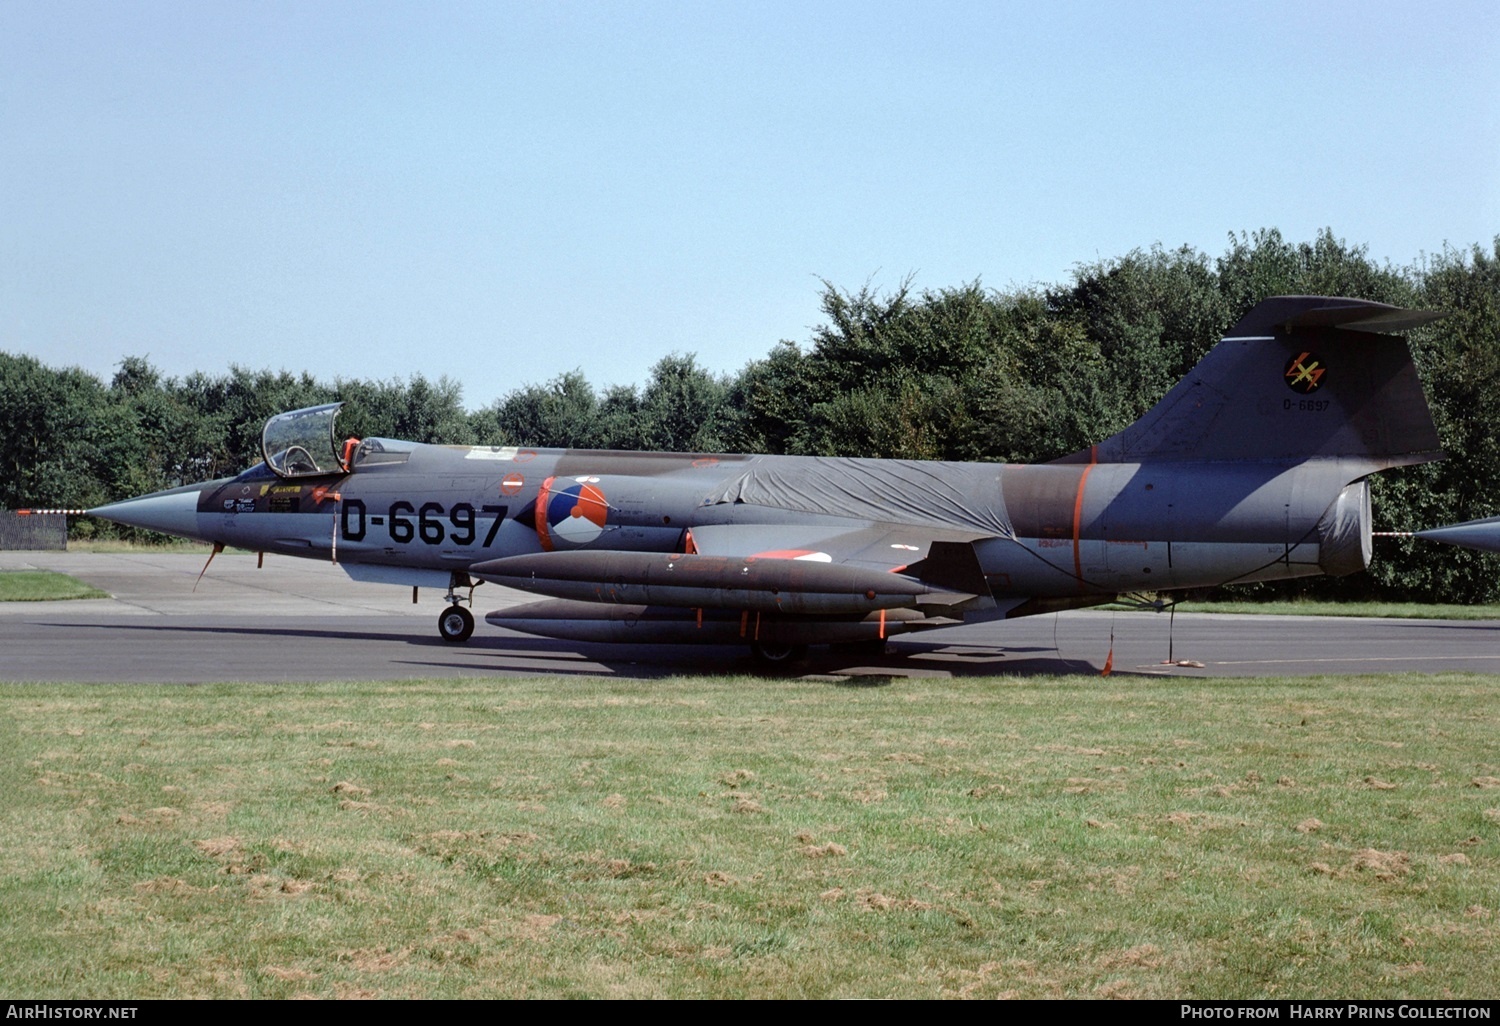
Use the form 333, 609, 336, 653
262, 403, 414, 478
263, 403, 345, 477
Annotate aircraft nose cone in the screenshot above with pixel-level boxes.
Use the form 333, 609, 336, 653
1416, 515, 1500, 554
89, 487, 206, 540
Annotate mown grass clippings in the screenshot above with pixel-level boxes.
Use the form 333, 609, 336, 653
1, 672, 1496, 998
0, 570, 108, 602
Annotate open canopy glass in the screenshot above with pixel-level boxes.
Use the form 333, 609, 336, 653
260, 403, 415, 477
261, 403, 346, 478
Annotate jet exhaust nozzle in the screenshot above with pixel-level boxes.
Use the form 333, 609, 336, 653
1316, 479, 1372, 577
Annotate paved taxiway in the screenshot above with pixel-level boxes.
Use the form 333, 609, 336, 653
3, 551, 1499, 682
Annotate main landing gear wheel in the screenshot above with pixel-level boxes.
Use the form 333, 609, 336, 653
750, 640, 809, 672
438, 605, 475, 643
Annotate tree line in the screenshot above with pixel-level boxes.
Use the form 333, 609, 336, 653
4, 229, 1498, 602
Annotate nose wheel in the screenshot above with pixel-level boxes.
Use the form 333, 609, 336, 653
436, 571, 479, 643
438, 605, 475, 643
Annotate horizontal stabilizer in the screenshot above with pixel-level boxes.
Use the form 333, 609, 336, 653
1240, 296, 1445, 336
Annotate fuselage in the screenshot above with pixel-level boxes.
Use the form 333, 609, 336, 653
130, 440, 1371, 604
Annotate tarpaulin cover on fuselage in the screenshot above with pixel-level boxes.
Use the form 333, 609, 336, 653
700, 455, 1016, 539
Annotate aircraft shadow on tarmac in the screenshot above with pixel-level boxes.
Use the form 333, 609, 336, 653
1399, 621, 1500, 633
41, 619, 1109, 679
391, 645, 1111, 680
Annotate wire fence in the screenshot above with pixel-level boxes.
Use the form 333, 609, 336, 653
0, 511, 70, 550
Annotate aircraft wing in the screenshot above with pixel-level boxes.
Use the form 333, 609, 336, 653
684, 521, 986, 573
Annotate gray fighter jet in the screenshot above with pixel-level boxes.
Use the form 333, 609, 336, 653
90, 296, 1445, 666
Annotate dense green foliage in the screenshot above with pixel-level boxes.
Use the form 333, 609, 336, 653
4, 229, 1498, 600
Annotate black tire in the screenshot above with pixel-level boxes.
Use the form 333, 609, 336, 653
438, 605, 475, 643
750, 640, 808, 672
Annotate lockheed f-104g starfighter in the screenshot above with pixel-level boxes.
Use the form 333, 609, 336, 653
90, 296, 1445, 667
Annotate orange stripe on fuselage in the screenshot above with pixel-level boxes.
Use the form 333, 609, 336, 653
535, 475, 556, 551
1071, 446, 1097, 585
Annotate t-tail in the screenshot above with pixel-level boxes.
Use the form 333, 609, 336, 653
1053, 296, 1445, 469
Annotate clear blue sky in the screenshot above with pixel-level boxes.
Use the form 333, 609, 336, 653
4, 0, 1497, 409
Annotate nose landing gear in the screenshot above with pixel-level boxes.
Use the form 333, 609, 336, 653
437, 572, 479, 643
438, 604, 475, 643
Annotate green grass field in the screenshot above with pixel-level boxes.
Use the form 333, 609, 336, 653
0, 570, 108, 602
1170, 599, 1500, 621
3, 673, 1496, 999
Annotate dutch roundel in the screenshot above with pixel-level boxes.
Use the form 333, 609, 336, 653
536, 475, 610, 549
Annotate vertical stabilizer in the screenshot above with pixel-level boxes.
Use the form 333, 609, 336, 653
1055, 296, 1444, 467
